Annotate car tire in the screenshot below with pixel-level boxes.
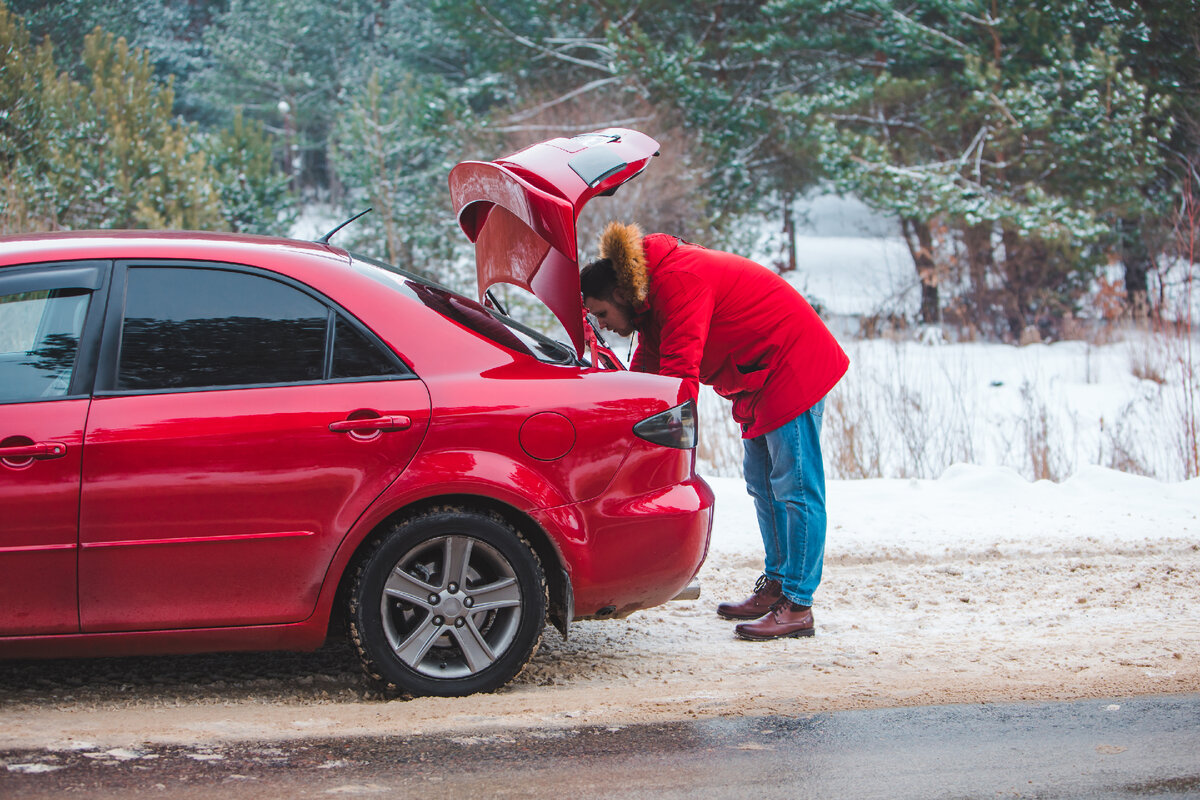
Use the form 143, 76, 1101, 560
349, 507, 547, 697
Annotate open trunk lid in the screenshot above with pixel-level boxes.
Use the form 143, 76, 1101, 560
448, 128, 659, 358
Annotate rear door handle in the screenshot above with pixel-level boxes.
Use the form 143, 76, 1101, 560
0, 442, 68, 460
328, 415, 412, 433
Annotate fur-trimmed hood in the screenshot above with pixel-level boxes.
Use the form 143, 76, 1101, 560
598, 221, 649, 305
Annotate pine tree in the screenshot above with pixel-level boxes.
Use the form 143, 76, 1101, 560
42, 29, 222, 229
330, 69, 473, 281
1, 2, 289, 234
0, 2, 56, 231
814, 2, 1168, 334
205, 107, 295, 234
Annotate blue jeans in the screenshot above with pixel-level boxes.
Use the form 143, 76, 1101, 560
742, 398, 826, 607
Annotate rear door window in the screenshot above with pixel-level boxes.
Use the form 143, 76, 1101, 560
115, 266, 406, 391
118, 267, 325, 390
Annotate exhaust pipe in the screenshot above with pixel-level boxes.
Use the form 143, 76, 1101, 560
671, 581, 701, 602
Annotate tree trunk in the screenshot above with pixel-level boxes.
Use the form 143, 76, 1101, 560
963, 222, 994, 324
1000, 226, 1023, 340
781, 193, 797, 273
1000, 225, 1050, 341
1118, 216, 1152, 320
901, 217, 939, 324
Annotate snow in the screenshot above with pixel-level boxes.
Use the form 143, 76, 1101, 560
693, 320, 1196, 484
706, 465, 1200, 561
1, 195, 1196, 753
743, 191, 920, 317
822, 335, 1195, 481
288, 202, 344, 242
790, 233, 916, 316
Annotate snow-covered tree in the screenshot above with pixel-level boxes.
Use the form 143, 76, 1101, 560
806, 2, 1172, 333
205, 107, 296, 234
330, 70, 476, 279
596, 1, 1185, 332
1, 2, 291, 234
0, 8, 222, 231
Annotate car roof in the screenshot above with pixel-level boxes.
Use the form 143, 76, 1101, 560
0, 230, 350, 270
0, 228, 569, 377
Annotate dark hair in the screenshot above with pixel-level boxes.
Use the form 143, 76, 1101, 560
580, 257, 618, 301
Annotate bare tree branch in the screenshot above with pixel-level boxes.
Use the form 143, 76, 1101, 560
827, 113, 931, 135
489, 115, 657, 134
504, 77, 622, 123
475, 3, 613, 73
890, 8, 970, 52
959, 125, 991, 181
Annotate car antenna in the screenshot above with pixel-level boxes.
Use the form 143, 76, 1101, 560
316, 208, 373, 244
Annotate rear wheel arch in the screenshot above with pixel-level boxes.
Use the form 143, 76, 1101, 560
347, 505, 546, 696
333, 495, 571, 664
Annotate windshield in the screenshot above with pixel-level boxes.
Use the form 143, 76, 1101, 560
348, 254, 579, 366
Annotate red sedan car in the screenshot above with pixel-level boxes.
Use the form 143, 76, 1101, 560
0, 129, 713, 697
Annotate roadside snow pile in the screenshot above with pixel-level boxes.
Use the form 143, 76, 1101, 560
709, 464, 1200, 560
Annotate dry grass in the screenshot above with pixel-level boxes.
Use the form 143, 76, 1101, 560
1018, 380, 1071, 482
695, 387, 742, 478
694, 331, 1197, 483
825, 383, 884, 479
1128, 332, 1170, 385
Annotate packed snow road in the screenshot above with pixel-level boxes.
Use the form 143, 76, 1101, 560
0, 467, 1197, 750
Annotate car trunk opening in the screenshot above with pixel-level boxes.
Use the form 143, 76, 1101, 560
448, 129, 659, 358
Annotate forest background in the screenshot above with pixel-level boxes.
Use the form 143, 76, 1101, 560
1, 0, 1198, 481
4, 0, 1199, 329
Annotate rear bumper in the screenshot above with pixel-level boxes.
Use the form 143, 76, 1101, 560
531, 475, 714, 618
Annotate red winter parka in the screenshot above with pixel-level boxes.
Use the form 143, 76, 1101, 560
610, 228, 849, 439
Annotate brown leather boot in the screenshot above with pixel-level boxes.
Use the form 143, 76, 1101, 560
716, 576, 782, 620
734, 601, 815, 640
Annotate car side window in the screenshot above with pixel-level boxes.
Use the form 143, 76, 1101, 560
118, 267, 327, 390
330, 313, 406, 380
0, 287, 90, 403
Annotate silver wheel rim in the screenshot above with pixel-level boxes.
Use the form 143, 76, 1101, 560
379, 534, 523, 679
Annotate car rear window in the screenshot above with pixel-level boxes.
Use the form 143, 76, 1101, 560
349, 255, 578, 365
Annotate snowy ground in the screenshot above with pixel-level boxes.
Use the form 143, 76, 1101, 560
1, 466, 1196, 751
2, 194, 1196, 755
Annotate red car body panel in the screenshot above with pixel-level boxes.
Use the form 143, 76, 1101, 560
78, 379, 431, 631
0, 399, 87, 636
0, 227, 713, 661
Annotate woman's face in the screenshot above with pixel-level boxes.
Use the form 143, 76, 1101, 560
584, 293, 636, 337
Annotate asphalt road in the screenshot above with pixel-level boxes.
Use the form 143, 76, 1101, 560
1, 694, 1197, 799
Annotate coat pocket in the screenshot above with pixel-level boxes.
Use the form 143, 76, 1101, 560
710, 362, 768, 427
712, 361, 768, 398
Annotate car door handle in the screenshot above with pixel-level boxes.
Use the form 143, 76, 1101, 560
0, 441, 68, 460
328, 415, 412, 433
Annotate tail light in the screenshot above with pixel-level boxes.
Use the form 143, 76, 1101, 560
633, 400, 697, 449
